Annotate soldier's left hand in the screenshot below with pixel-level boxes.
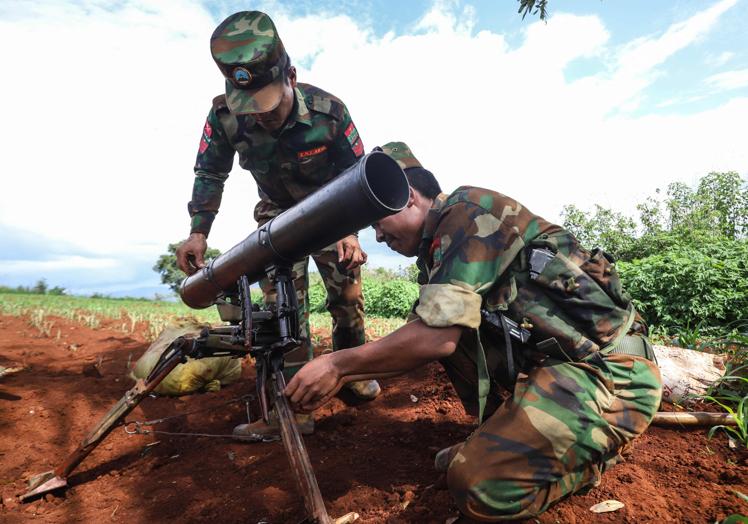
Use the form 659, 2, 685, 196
285, 354, 344, 411
336, 235, 367, 270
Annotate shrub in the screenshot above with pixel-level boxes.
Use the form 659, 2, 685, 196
364, 279, 419, 318
307, 279, 328, 313
307, 275, 419, 318
618, 238, 748, 330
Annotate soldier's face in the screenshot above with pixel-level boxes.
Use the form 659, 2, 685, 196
372, 190, 428, 257
252, 68, 297, 131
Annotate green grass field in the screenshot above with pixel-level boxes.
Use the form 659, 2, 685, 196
0, 293, 405, 342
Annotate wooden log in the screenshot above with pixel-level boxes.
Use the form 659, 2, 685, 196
651, 411, 736, 427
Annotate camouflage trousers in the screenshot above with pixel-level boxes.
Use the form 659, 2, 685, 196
256, 201, 365, 377
441, 339, 662, 521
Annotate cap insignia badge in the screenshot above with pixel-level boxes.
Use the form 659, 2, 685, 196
233, 67, 253, 87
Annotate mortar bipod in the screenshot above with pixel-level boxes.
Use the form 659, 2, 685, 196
19, 328, 250, 503
19, 336, 194, 501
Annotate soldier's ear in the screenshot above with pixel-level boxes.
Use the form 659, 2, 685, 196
406, 187, 417, 207
287, 66, 297, 88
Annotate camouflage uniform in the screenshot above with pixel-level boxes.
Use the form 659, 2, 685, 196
189, 12, 367, 372
411, 186, 662, 521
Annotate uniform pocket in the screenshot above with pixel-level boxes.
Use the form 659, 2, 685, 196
485, 275, 517, 311
578, 248, 631, 308
532, 250, 627, 347
295, 150, 330, 179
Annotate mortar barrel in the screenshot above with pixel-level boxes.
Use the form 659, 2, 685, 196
179, 151, 409, 309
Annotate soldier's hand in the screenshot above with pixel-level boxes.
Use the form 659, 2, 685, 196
285, 355, 344, 411
336, 234, 367, 271
176, 233, 208, 275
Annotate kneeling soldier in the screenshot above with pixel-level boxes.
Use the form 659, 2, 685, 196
285, 142, 662, 521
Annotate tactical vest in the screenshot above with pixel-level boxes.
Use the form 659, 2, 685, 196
485, 230, 638, 364
464, 231, 641, 422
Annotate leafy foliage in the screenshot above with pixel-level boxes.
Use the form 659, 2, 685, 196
562, 204, 638, 261
517, 0, 549, 20
307, 268, 419, 318
307, 275, 328, 314
705, 391, 748, 448
562, 171, 747, 263
617, 239, 748, 329
398, 263, 421, 283
562, 172, 748, 334
153, 242, 222, 293
363, 279, 420, 318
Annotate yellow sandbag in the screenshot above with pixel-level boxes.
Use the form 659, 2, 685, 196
130, 319, 243, 396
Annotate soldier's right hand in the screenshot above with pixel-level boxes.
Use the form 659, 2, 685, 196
176, 233, 208, 275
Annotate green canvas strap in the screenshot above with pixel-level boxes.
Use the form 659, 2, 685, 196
600, 304, 637, 356
598, 305, 656, 362
475, 328, 490, 423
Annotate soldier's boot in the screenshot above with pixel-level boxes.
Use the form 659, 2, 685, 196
434, 442, 464, 473
345, 379, 382, 400
232, 411, 314, 441
319, 350, 382, 399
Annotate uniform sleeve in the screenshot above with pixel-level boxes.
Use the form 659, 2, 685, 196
328, 105, 365, 173
415, 202, 526, 329
188, 107, 235, 236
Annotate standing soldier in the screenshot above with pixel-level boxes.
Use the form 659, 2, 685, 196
175, 11, 380, 438
285, 143, 662, 521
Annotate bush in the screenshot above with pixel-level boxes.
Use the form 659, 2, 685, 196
364, 279, 419, 318
307, 279, 328, 313
307, 274, 419, 318
618, 239, 748, 330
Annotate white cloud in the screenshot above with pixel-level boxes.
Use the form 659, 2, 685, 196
705, 68, 748, 90
1, 0, 746, 294
2, 256, 118, 272
706, 50, 735, 67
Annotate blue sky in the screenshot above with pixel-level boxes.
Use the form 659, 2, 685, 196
1, 0, 746, 298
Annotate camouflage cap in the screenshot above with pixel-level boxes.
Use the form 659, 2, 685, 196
210, 11, 290, 114
380, 142, 423, 170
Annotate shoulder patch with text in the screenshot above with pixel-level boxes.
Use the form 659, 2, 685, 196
297, 145, 328, 160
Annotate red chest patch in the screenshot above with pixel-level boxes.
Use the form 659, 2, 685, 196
297, 145, 328, 160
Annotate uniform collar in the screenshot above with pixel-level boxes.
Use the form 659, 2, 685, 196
268, 87, 312, 136
292, 87, 313, 127
417, 192, 448, 262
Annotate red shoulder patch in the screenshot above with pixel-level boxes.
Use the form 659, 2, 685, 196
344, 122, 364, 157
198, 118, 213, 154
351, 138, 364, 157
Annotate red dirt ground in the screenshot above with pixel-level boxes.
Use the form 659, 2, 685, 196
1, 313, 747, 523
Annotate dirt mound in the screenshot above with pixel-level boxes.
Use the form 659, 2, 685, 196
1, 314, 746, 523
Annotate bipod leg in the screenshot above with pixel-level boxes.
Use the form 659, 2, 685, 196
256, 354, 270, 423
271, 370, 331, 524
20, 337, 191, 502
